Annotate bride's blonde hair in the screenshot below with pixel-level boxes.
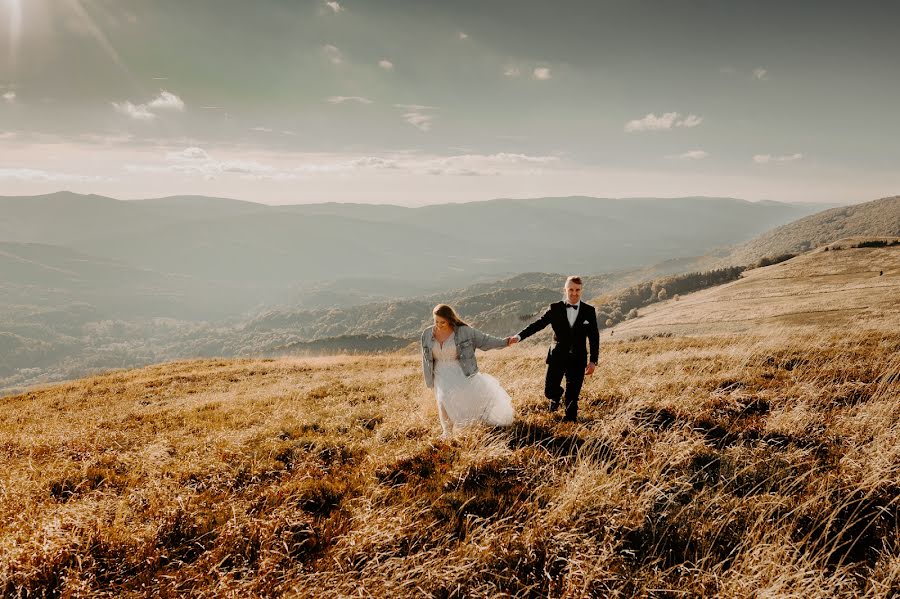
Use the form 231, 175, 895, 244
433, 304, 468, 329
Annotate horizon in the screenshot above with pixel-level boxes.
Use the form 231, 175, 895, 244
1, 1, 899, 205
2, 189, 848, 208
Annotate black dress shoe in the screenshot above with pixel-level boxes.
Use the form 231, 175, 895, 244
549, 400, 560, 412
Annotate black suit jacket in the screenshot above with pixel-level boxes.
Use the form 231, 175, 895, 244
517, 301, 600, 364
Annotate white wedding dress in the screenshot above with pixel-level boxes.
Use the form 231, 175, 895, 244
432, 333, 514, 434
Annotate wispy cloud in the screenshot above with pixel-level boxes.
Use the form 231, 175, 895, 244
458, 32, 468, 40
299, 152, 559, 176
504, 66, 521, 78
753, 67, 768, 80
251, 126, 274, 133
753, 153, 802, 164
418, 152, 559, 176
323, 44, 343, 65
166, 147, 210, 161
668, 150, 709, 160
325, 1, 344, 13
625, 112, 703, 132
532, 67, 552, 80
402, 112, 434, 132
147, 91, 185, 111
378, 60, 394, 70
0, 168, 109, 182
327, 95, 373, 104
123, 150, 563, 182
2, 91, 15, 103
128, 147, 279, 180
112, 90, 185, 120
112, 101, 156, 121
394, 104, 437, 132
394, 104, 437, 110
295, 156, 402, 174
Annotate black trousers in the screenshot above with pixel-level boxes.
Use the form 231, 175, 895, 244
544, 353, 586, 421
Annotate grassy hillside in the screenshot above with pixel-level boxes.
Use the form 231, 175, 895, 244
2, 245, 900, 596
612, 239, 900, 338
721, 195, 900, 267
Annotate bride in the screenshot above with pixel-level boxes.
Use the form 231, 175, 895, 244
420, 304, 515, 437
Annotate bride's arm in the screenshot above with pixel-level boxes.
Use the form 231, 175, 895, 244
470, 327, 508, 351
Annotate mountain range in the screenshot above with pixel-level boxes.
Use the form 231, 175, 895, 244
1, 192, 833, 315
8, 191, 900, 396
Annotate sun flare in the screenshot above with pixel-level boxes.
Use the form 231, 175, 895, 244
5, 0, 22, 69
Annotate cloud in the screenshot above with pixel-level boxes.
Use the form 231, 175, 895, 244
112, 101, 156, 120
323, 44, 343, 65
753, 153, 803, 164
296, 156, 402, 174
394, 104, 437, 110
112, 90, 185, 120
532, 67, 552, 80
378, 60, 394, 70
251, 126, 274, 132
218, 160, 276, 175
624, 112, 703, 132
458, 32, 468, 40
166, 147, 210, 161
504, 66, 521, 78
393, 104, 437, 132
428, 168, 494, 177
327, 95, 373, 104
668, 150, 709, 160
472, 152, 559, 164
325, 1, 344, 13
416, 152, 559, 176
2, 92, 15, 103
679, 114, 703, 128
753, 67, 768, 80
125, 149, 563, 183
300, 152, 559, 176
130, 148, 280, 179
147, 91, 185, 111
401, 112, 434, 132
0, 168, 109, 182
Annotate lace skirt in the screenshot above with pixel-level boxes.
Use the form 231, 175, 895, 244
434, 359, 514, 426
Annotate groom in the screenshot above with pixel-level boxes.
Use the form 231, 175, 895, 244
510, 276, 600, 422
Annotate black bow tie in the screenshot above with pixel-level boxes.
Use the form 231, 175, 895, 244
566, 303, 578, 309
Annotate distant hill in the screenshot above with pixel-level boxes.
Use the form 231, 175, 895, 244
613, 238, 900, 338
0, 192, 833, 296
720, 195, 900, 267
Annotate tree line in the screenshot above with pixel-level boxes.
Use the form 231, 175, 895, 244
595, 267, 746, 328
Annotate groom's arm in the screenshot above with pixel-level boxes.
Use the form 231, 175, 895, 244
515, 306, 553, 341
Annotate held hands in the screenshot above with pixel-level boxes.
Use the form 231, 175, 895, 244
505, 336, 519, 346
585, 362, 597, 376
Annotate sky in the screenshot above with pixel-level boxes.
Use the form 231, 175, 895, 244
1, 0, 899, 206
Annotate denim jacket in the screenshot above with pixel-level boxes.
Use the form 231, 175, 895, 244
421, 324, 507, 388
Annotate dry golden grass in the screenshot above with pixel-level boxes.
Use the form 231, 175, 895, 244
610, 243, 900, 338
3, 245, 900, 597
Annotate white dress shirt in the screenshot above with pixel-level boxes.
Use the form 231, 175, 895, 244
565, 300, 581, 328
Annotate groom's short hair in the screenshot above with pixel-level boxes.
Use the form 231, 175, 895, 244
565, 275, 583, 286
